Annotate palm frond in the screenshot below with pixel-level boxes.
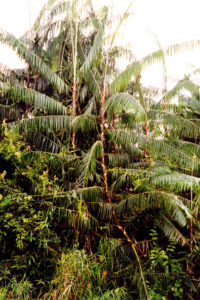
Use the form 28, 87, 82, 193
47, 186, 103, 201
78, 141, 103, 187
25, 131, 63, 153
0, 28, 68, 93
78, 42, 102, 98
171, 139, 200, 157
83, 97, 97, 114
162, 77, 199, 103
8, 115, 74, 132
116, 191, 191, 225
97, 202, 113, 220
148, 110, 200, 138
109, 168, 140, 190
151, 173, 200, 192
0, 82, 67, 115
103, 92, 146, 122
179, 96, 200, 114
80, 10, 107, 75
107, 153, 130, 167
55, 207, 97, 230
32, 0, 59, 32
109, 129, 199, 171
110, 39, 200, 94
156, 212, 188, 246
21, 150, 74, 169
0, 104, 20, 121
71, 114, 98, 133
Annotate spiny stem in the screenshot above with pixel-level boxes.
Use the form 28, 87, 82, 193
115, 222, 149, 300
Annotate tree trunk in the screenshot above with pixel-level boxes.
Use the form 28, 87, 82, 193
100, 90, 110, 202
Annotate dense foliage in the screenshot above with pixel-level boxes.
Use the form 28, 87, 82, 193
1, 0, 200, 299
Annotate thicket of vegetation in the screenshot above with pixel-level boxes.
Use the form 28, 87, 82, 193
1, 0, 200, 299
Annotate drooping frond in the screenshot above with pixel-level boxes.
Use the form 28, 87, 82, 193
147, 138, 200, 171
110, 39, 200, 94
55, 207, 97, 230
45, 186, 103, 201
161, 77, 199, 103
0, 83, 67, 115
71, 114, 98, 133
156, 212, 188, 246
78, 42, 102, 98
107, 153, 131, 167
103, 92, 146, 122
38, 19, 65, 48
109, 168, 140, 190
0, 28, 68, 93
116, 191, 191, 224
8, 115, 74, 132
110, 0, 134, 47
109, 129, 199, 171
80, 10, 107, 75
32, 0, 59, 32
179, 96, 200, 114
151, 172, 200, 192
78, 141, 103, 187
83, 97, 97, 114
21, 151, 74, 168
171, 139, 200, 157
96, 202, 113, 220
25, 131, 63, 153
148, 110, 200, 138
0, 104, 20, 121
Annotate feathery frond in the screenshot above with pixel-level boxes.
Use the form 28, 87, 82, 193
8, 115, 74, 132
78, 141, 103, 187
103, 92, 146, 122
0, 82, 67, 115
0, 28, 68, 93
156, 212, 188, 246
151, 173, 200, 192
110, 39, 200, 94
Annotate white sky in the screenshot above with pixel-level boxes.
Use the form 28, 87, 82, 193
0, 0, 200, 90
